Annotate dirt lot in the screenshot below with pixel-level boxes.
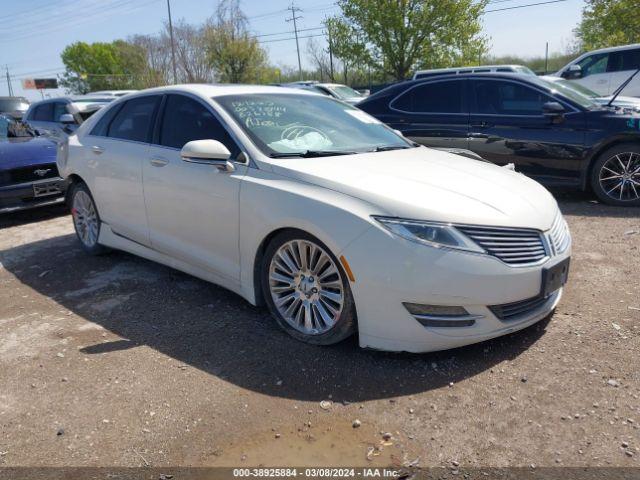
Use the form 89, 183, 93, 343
0, 194, 639, 469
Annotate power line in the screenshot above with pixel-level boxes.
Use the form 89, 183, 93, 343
485, 0, 569, 13
259, 33, 326, 44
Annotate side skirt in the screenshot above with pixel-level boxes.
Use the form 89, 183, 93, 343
98, 223, 251, 304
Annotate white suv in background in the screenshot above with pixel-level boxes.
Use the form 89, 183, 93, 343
556, 43, 640, 97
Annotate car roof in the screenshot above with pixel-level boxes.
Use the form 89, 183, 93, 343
124, 83, 319, 98
580, 43, 640, 55
414, 65, 527, 74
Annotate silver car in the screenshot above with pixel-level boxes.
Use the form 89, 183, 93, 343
24, 96, 113, 138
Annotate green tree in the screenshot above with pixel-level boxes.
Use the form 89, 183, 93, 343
576, 0, 640, 51
327, 0, 488, 81
60, 41, 149, 94
204, 0, 269, 83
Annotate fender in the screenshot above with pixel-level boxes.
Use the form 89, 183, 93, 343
581, 132, 640, 189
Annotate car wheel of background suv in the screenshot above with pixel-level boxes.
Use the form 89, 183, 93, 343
591, 143, 640, 206
69, 182, 109, 255
261, 230, 357, 345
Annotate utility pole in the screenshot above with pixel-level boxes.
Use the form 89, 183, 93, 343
544, 42, 549, 74
327, 27, 334, 82
286, 3, 303, 81
5, 66, 13, 96
167, 0, 178, 84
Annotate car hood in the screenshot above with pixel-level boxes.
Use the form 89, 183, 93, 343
596, 95, 640, 108
0, 136, 57, 171
267, 147, 559, 231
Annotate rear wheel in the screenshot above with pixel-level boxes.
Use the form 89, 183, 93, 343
261, 230, 356, 345
591, 144, 640, 206
70, 182, 108, 255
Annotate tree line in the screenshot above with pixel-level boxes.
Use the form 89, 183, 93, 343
59, 0, 640, 94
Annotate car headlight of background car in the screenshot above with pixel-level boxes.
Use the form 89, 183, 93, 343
373, 216, 485, 253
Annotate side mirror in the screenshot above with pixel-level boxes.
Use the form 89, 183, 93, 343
561, 64, 582, 79
59, 113, 76, 125
181, 139, 234, 171
543, 102, 566, 122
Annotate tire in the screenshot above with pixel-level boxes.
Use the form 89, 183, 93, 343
590, 143, 640, 206
69, 182, 109, 255
261, 230, 357, 345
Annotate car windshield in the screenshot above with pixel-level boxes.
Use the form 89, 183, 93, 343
514, 66, 536, 75
0, 115, 36, 138
0, 98, 29, 112
537, 78, 601, 110
215, 93, 412, 156
327, 85, 363, 99
553, 79, 599, 98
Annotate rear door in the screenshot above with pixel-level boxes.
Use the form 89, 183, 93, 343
385, 78, 469, 150
87, 95, 161, 245
468, 78, 586, 185
606, 47, 640, 97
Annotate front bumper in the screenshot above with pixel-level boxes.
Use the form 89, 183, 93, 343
341, 224, 571, 353
0, 177, 67, 214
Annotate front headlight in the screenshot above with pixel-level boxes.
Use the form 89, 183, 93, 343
373, 216, 485, 253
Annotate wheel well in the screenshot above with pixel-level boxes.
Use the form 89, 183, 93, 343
64, 173, 86, 205
585, 139, 640, 191
252, 227, 301, 307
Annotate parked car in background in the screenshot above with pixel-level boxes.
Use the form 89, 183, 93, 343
0, 96, 30, 120
89, 90, 138, 98
284, 81, 367, 104
413, 65, 536, 80
543, 75, 640, 112
58, 84, 571, 353
24, 96, 114, 138
555, 44, 640, 97
358, 73, 640, 205
0, 115, 65, 213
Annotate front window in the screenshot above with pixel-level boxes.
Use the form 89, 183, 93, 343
215, 93, 411, 156
536, 78, 601, 110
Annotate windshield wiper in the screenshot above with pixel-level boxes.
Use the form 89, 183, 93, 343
269, 150, 357, 158
372, 145, 412, 152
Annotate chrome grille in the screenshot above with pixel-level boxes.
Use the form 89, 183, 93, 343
547, 214, 570, 255
457, 225, 547, 266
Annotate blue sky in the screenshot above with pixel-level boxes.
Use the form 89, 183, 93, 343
2, 0, 585, 101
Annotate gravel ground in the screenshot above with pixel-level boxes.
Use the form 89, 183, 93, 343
0, 194, 639, 469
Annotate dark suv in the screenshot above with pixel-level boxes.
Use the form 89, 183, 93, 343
358, 73, 640, 206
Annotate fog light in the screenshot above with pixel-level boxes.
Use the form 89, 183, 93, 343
403, 303, 480, 328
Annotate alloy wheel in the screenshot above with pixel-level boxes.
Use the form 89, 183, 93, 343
268, 239, 344, 335
72, 190, 99, 248
599, 152, 640, 202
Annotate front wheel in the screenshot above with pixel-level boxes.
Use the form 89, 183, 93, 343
261, 230, 357, 345
591, 144, 640, 206
70, 182, 108, 255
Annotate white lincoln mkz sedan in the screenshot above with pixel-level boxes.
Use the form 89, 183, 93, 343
57, 84, 571, 353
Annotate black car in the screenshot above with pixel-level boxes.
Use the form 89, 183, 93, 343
358, 73, 640, 206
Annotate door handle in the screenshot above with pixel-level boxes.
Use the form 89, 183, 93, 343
149, 156, 169, 167
91, 146, 105, 155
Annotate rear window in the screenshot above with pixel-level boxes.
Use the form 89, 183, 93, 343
392, 80, 465, 114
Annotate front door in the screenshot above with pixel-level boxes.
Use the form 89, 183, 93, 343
381, 78, 469, 150
143, 94, 246, 281
468, 79, 585, 185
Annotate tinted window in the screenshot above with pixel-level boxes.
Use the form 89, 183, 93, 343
53, 102, 68, 122
392, 80, 465, 113
159, 95, 239, 155
608, 48, 640, 72
414, 72, 449, 80
107, 95, 159, 142
32, 103, 54, 121
578, 53, 608, 76
473, 80, 553, 115
90, 103, 123, 136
